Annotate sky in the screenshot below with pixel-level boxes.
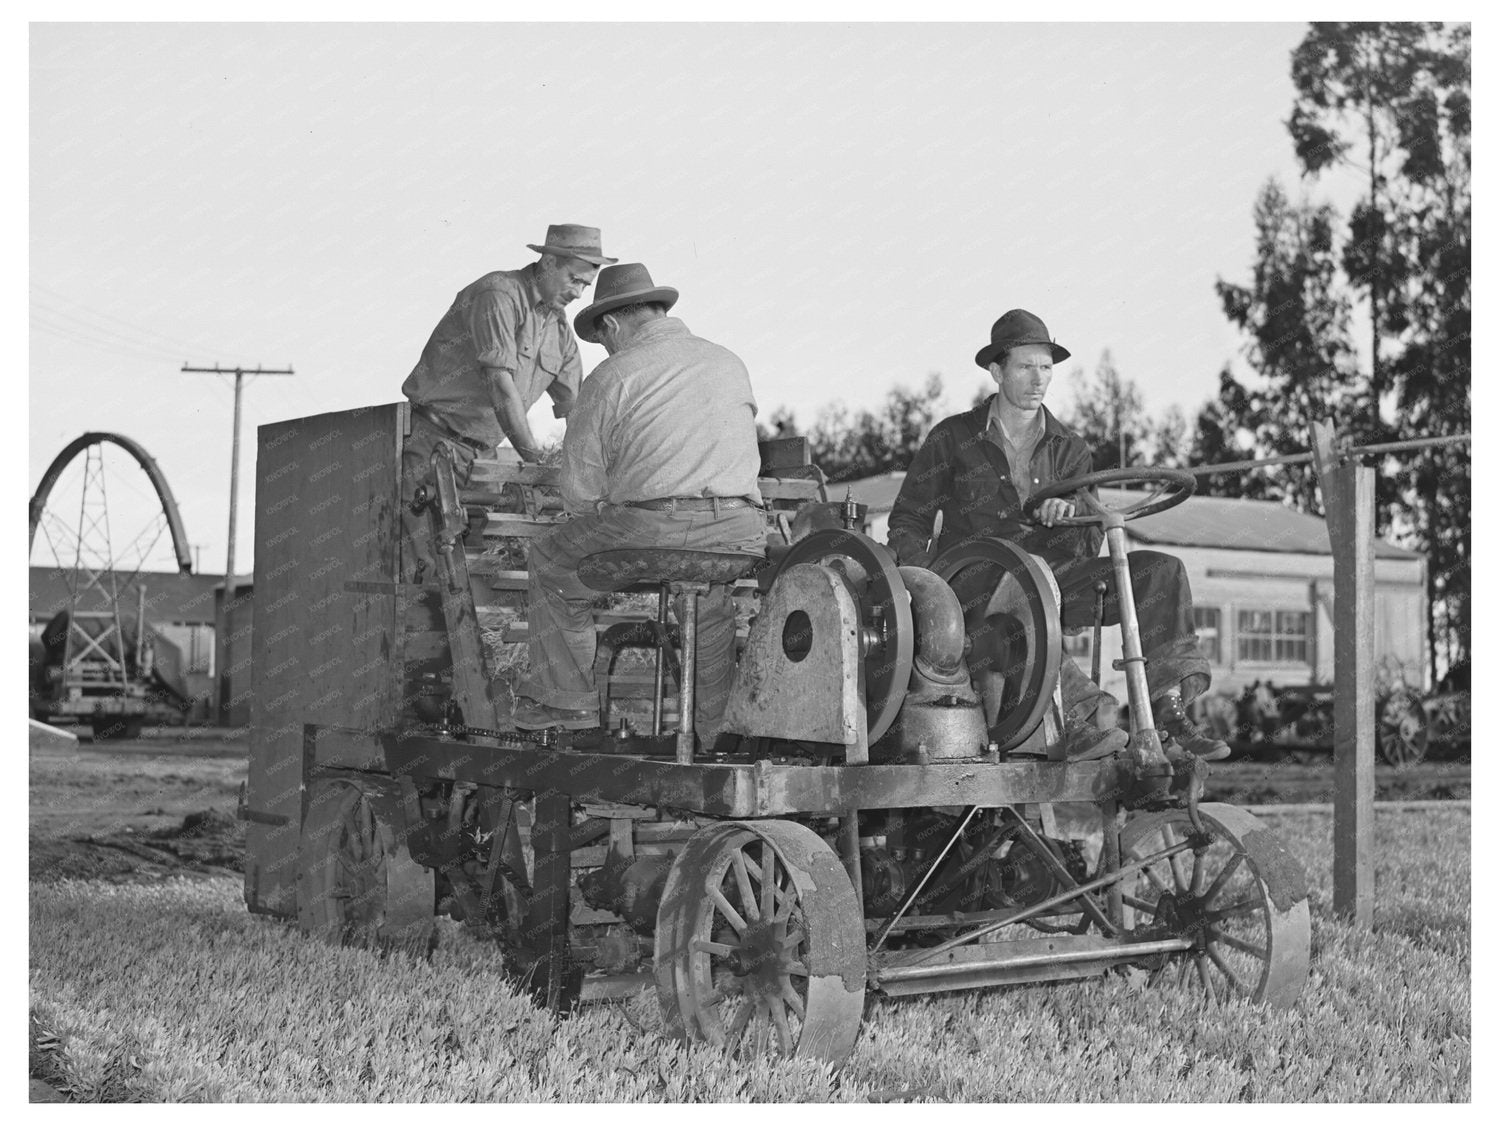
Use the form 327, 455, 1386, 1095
27, 20, 1373, 577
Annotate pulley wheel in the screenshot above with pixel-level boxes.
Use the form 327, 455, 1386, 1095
931, 538, 1062, 751
774, 529, 914, 744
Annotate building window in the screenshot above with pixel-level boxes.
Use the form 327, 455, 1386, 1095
188, 625, 215, 674
1193, 607, 1221, 663
1237, 609, 1310, 664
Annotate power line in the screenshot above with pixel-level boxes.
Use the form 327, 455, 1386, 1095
30, 283, 239, 361
30, 312, 187, 364
28, 301, 187, 355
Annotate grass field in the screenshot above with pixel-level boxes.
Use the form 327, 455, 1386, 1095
29, 805, 1469, 1102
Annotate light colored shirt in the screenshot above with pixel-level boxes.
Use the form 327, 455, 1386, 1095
560, 317, 763, 515
400, 263, 582, 448
986, 396, 1044, 503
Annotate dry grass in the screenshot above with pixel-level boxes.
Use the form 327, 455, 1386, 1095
29, 805, 1469, 1102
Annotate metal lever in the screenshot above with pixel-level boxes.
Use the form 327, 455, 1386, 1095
1091, 579, 1108, 685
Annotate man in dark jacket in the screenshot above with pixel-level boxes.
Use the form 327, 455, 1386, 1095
887, 309, 1228, 760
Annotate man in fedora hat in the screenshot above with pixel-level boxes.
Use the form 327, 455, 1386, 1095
398, 224, 617, 578
886, 308, 1229, 761
513, 263, 766, 733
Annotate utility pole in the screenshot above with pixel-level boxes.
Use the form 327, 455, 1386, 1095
182, 363, 294, 725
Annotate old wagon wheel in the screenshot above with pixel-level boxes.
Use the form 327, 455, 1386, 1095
298, 778, 436, 955
1377, 691, 1430, 768
655, 819, 866, 1064
1119, 802, 1309, 1006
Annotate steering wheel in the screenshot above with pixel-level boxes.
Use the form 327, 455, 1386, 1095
1023, 467, 1196, 527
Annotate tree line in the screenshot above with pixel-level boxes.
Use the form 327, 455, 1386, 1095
761, 23, 1469, 684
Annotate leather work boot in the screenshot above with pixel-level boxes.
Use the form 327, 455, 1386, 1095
1060, 719, 1129, 761
511, 696, 599, 732
1155, 691, 1231, 761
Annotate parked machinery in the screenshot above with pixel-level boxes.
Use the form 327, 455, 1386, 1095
1228, 677, 1468, 767
243, 406, 1310, 1064
31, 607, 192, 737
28, 432, 197, 737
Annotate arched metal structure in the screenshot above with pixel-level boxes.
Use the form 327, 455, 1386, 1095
29, 431, 193, 573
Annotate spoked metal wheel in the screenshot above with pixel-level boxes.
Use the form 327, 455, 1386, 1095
655, 819, 866, 1063
1119, 802, 1309, 1006
297, 778, 436, 955
1377, 691, 1430, 768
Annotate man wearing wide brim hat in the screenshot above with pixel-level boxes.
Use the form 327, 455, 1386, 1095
398, 224, 617, 580
886, 308, 1228, 761
571, 262, 679, 345
512, 263, 767, 733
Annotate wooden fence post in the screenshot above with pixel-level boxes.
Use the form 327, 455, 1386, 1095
1311, 420, 1375, 926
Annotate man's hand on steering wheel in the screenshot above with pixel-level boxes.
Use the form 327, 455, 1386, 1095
1023, 467, 1197, 528
1033, 497, 1076, 527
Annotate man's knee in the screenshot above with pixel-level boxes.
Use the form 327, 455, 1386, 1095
1130, 551, 1186, 586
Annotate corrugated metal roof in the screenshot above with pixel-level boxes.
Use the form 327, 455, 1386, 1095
1102, 488, 1420, 559
840, 473, 1419, 560
843, 472, 908, 512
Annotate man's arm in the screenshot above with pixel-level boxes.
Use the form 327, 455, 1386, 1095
1055, 443, 1104, 562
886, 426, 952, 567
545, 379, 576, 420
544, 325, 584, 419
470, 285, 545, 462
483, 367, 545, 462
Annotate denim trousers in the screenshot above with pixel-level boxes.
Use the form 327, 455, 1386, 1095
522, 505, 766, 735
950, 547, 1210, 723
399, 411, 481, 581
1053, 550, 1210, 705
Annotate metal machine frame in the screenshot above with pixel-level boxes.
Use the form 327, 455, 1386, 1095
244, 405, 1311, 1064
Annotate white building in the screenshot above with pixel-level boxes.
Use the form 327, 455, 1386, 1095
845, 473, 1429, 703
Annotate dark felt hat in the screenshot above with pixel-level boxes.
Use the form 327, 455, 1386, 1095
574, 263, 679, 344
974, 308, 1071, 369
525, 223, 618, 266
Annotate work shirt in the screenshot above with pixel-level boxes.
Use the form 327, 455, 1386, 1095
987, 396, 1044, 503
886, 398, 1103, 571
559, 317, 763, 515
400, 263, 582, 449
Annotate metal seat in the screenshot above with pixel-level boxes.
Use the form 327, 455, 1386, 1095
580, 549, 762, 764
577, 549, 761, 592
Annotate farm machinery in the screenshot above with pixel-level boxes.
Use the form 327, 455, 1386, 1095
243, 405, 1310, 1064
28, 432, 201, 738
1227, 676, 1469, 767
29, 607, 193, 738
